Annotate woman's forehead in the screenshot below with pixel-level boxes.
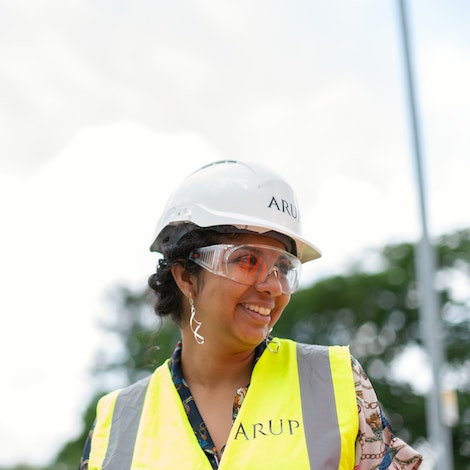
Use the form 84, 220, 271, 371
218, 233, 287, 250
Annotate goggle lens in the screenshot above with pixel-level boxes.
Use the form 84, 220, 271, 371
189, 244, 300, 294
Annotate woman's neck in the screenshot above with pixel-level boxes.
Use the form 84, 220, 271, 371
180, 334, 256, 390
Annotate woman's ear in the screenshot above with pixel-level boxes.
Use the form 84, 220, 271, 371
171, 264, 195, 298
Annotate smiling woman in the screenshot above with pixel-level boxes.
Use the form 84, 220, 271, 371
79, 160, 423, 469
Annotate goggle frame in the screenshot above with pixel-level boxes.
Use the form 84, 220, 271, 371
188, 243, 301, 294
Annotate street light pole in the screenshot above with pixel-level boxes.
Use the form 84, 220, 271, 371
396, 1, 454, 468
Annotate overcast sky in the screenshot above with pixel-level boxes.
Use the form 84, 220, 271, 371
1, 0, 469, 466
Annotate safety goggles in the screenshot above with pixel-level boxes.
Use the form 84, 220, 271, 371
189, 244, 301, 294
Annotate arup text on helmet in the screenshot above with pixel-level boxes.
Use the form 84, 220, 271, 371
268, 196, 298, 219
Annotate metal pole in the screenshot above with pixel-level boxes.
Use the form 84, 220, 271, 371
396, 1, 453, 468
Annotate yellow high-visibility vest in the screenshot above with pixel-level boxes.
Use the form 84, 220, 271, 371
89, 339, 358, 469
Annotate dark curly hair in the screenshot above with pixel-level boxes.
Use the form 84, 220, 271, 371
147, 228, 223, 326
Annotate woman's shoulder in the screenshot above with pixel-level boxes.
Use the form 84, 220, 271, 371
99, 361, 170, 404
293, 339, 350, 358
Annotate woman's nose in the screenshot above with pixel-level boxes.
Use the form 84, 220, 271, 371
255, 267, 284, 296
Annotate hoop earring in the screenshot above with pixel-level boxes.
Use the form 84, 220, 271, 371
189, 293, 204, 345
265, 330, 280, 353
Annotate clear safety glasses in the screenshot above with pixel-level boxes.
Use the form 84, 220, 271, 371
189, 244, 301, 294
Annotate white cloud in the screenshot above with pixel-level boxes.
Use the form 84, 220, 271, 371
0, 124, 219, 465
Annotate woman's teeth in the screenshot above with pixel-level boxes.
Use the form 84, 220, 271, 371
244, 304, 271, 316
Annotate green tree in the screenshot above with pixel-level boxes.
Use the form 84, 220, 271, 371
275, 229, 470, 468
49, 229, 470, 469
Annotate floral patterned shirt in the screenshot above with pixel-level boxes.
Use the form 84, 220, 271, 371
79, 340, 422, 469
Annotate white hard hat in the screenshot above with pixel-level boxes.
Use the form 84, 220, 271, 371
150, 160, 321, 262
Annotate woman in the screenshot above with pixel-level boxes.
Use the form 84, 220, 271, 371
81, 160, 422, 469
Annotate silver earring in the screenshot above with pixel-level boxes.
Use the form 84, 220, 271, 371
189, 293, 204, 345
265, 329, 280, 353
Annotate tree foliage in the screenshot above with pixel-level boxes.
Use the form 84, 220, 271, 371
43, 229, 470, 470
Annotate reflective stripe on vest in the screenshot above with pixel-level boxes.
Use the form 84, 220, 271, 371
297, 342, 358, 468
89, 339, 358, 469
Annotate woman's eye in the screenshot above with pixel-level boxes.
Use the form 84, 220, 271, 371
237, 254, 261, 269
277, 263, 291, 275
229, 252, 263, 272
